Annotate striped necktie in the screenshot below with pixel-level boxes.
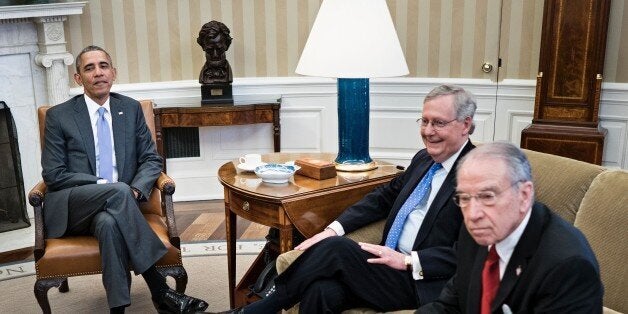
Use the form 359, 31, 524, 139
97, 107, 113, 182
385, 162, 442, 249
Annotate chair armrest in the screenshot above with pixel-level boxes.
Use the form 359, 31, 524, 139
154, 172, 180, 248
156, 172, 175, 195
28, 180, 47, 207
29, 180, 47, 261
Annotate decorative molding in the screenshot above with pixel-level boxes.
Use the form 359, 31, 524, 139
34, 52, 73, 68
64, 77, 628, 200
0, 17, 29, 24
0, 2, 86, 20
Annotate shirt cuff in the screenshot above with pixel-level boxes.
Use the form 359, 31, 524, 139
97, 179, 109, 184
130, 187, 144, 201
327, 221, 345, 236
411, 251, 424, 280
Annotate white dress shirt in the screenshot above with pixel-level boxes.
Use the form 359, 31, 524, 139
85, 95, 118, 183
493, 207, 532, 279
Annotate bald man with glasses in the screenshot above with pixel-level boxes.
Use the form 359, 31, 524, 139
211, 85, 477, 314
418, 142, 602, 314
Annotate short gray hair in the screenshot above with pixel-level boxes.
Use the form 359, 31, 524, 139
457, 142, 533, 192
424, 84, 477, 133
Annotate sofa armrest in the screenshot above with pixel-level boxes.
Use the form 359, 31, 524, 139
346, 219, 385, 244
277, 219, 386, 275
277, 250, 305, 275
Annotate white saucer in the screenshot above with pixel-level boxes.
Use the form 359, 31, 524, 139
237, 162, 267, 172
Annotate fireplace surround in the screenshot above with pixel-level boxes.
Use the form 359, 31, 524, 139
0, 101, 29, 232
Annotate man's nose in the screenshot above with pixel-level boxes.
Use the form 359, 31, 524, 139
465, 199, 484, 220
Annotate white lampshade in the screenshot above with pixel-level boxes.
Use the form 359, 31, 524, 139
296, 0, 409, 78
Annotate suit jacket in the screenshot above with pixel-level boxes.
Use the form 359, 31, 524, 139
41, 93, 162, 238
419, 202, 603, 313
336, 141, 475, 304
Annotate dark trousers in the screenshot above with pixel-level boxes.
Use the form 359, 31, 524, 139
65, 182, 167, 308
274, 237, 419, 313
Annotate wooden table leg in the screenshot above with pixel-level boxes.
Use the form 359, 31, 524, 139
224, 195, 237, 308
278, 227, 293, 253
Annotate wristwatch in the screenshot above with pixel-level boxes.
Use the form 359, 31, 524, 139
404, 255, 413, 272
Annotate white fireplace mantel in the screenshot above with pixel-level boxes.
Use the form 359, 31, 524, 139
0, 2, 85, 20
1, 1, 86, 106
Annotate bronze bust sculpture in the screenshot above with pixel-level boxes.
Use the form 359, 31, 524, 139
197, 21, 233, 84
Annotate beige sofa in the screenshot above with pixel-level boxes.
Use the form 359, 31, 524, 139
276, 149, 628, 313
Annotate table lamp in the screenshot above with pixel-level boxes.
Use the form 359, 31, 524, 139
296, 0, 409, 171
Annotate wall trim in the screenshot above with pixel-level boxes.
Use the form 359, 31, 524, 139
68, 77, 628, 201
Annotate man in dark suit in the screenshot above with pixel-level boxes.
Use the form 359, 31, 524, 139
215, 85, 478, 313
41, 45, 207, 314
418, 142, 603, 313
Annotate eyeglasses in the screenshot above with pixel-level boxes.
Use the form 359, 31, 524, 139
417, 117, 457, 129
453, 181, 522, 207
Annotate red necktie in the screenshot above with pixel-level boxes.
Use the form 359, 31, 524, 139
481, 245, 500, 314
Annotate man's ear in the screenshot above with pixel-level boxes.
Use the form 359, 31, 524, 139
112, 67, 117, 81
519, 181, 534, 213
73, 72, 82, 86
462, 116, 473, 135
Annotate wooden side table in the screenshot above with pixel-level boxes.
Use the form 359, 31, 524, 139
218, 153, 402, 307
154, 103, 280, 169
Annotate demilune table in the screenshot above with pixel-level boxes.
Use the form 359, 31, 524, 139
218, 152, 402, 307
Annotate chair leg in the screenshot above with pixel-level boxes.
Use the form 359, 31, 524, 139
158, 266, 188, 293
59, 278, 69, 292
34, 278, 67, 314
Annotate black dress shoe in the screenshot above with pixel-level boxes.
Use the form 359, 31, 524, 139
152, 288, 209, 314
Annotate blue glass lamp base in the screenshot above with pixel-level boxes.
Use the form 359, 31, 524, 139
335, 78, 378, 172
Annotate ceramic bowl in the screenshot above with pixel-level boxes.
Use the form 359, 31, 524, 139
254, 163, 301, 184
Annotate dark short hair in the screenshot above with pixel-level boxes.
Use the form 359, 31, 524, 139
75, 45, 113, 73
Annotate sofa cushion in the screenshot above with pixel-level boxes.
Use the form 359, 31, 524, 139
575, 170, 628, 313
523, 149, 604, 223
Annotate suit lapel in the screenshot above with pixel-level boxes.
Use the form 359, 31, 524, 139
110, 98, 126, 176
492, 203, 548, 312
72, 97, 97, 174
468, 245, 487, 313
382, 160, 431, 238
413, 141, 475, 248
413, 170, 455, 246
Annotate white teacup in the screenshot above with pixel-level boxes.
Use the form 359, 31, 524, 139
239, 153, 262, 165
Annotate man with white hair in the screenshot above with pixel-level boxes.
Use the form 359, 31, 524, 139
418, 142, 603, 313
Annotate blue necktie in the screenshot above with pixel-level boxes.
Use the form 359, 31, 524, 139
385, 162, 443, 249
97, 107, 113, 182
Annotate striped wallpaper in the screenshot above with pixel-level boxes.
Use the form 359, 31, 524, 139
64, 0, 628, 85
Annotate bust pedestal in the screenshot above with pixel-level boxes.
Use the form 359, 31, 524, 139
201, 84, 233, 105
